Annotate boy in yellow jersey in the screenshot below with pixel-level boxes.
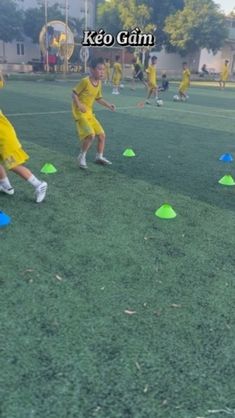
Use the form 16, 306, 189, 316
72, 57, 115, 170
112, 56, 122, 95
178, 62, 191, 101
104, 58, 111, 85
145, 56, 158, 104
0, 73, 47, 202
219, 59, 229, 89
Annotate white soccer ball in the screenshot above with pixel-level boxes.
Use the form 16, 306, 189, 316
120, 84, 124, 89
173, 95, 180, 101
156, 99, 163, 106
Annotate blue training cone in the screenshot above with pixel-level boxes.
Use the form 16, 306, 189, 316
0, 211, 11, 227
219, 153, 233, 162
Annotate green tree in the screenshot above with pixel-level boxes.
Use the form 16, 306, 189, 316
97, 0, 122, 35
23, 3, 64, 43
142, 0, 184, 49
0, 0, 24, 42
97, 0, 184, 48
118, 0, 154, 32
164, 0, 228, 55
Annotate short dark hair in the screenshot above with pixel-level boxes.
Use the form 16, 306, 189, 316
89, 57, 104, 69
151, 56, 157, 62
183, 62, 187, 65
115, 55, 120, 61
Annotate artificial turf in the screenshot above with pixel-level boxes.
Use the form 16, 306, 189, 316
0, 79, 235, 418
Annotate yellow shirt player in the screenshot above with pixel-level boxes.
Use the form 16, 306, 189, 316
219, 59, 229, 89
112, 56, 122, 94
179, 62, 191, 101
0, 72, 47, 202
145, 56, 158, 104
72, 57, 115, 169
104, 58, 111, 85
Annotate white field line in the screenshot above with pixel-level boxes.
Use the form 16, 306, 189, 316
5, 105, 235, 121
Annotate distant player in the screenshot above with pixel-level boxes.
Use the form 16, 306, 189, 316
112, 56, 122, 95
158, 73, 169, 92
104, 58, 111, 85
145, 56, 158, 104
131, 57, 147, 90
178, 62, 190, 101
0, 73, 48, 203
219, 59, 229, 89
72, 57, 115, 170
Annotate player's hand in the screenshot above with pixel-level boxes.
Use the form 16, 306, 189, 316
109, 104, 116, 112
79, 104, 87, 113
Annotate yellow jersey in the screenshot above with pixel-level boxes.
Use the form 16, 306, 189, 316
221, 64, 229, 80
113, 63, 122, 76
182, 69, 190, 85
105, 62, 110, 73
146, 64, 157, 85
72, 77, 102, 120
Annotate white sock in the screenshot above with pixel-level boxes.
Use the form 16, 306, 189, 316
96, 153, 103, 159
28, 175, 41, 188
0, 176, 12, 188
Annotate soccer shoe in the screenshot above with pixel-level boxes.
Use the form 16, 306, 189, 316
0, 184, 14, 195
35, 181, 48, 203
95, 156, 112, 165
77, 154, 88, 169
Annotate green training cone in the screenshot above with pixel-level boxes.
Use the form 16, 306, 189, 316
155, 203, 177, 219
218, 174, 235, 186
123, 148, 136, 157
41, 163, 57, 174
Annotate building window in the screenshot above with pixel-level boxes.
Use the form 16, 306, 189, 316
16, 42, 24, 55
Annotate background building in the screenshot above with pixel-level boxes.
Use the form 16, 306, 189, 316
0, 0, 96, 66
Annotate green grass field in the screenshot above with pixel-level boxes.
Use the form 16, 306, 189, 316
0, 79, 235, 418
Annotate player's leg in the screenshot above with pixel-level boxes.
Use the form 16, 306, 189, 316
77, 134, 95, 169
75, 116, 96, 169
93, 117, 111, 165
0, 164, 14, 195
0, 112, 47, 202
95, 133, 111, 165
11, 165, 48, 203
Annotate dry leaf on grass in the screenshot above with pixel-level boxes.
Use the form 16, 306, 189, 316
135, 361, 141, 371
154, 310, 161, 316
55, 275, 63, 281
170, 304, 182, 308
124, 309, 137, 315
143, 384, 148, 393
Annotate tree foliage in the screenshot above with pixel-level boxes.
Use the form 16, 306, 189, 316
23, 3, 65, 43
164, 0, 228, 55
97, 0, 123, 35
0, 0, 24, 42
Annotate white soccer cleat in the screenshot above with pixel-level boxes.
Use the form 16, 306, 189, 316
95, 156, 112, 165
35, 181, 48, 203
0, 184, 14, 195
77, 154, 88, 169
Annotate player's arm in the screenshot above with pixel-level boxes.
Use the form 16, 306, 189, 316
72, 90, 86, 113
96, 97, 115, 112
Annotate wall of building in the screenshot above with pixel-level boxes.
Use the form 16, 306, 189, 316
0, 39, 40, 65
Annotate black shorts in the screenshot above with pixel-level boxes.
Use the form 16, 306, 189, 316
134, 72, 144, 81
